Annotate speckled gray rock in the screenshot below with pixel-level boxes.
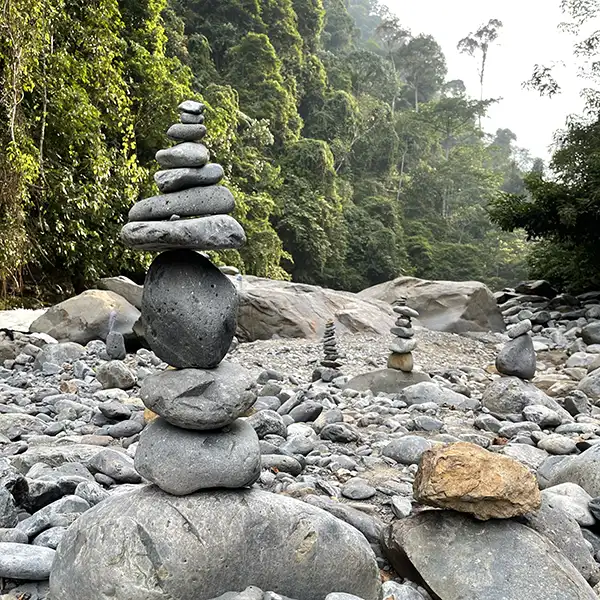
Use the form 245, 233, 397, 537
508, 319, 532, 339
141, 363, 255, 429
33, 526, 67, 549
383, 510, 597, 600
496, 334, 536, 380
95, 360, 136, 390
154, 164, 225, 193
167, 123, 207, 142
380, 581, 426, 600
49, 487, 381, 600
582, 322, 600, 345
135, 418, 261, 495
156, 142, 209, 169
180, 112, 205, 124
105, 330, 126, 360
0, 543, 55, 580
121, 215, 246, 252
33, 341, 84, 370
129, 186, 235, 221
246, 410, 288, 439
0, 487, 18, 528
540, 444, 600, 496
88, 448, 141, 484
141, 250, 238, 369
578, 370, 600, 400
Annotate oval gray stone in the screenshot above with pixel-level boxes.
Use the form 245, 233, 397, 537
0, 542, 55, 580
120, 215, 246, 252
142, 250, 238, 369
134, 418, 261, 495
141, 363, 256, 430
180, 112, 205, 124
156, 142, 209, 169
155, 164, 224, 193
178, 100, 205, 114
49, 487, 380, 600
167, 123, 207, 142
129, 186, 235, 221
383, 511, 597, 600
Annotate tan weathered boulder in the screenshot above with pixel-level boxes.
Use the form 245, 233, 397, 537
235, 276, 395, 341
413, 441, 541, 520
96, 276, 143, 310
359, 276, 505, 333
29, 290, 140, 345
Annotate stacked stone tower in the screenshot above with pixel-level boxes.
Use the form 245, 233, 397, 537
387, 297, 419, 373
121, 99, 261, 493
321, 320, 342, 369
496, 318, 536, 380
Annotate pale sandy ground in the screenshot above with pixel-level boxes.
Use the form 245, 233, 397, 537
0, 308, 47, 332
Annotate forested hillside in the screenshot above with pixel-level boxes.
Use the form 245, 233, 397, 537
0, 0, 534, 303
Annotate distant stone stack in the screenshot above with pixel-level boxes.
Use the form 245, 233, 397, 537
388, 298, 419, 373
321, 320, 342, 369
496, 318, 536, 380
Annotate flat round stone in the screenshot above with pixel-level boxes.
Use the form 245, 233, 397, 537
181, 112, 205, 124
141, 250, 238, 369
178, 100, 205, 114
129, 186, 235, 221
390, 326, 414, 339
394, 306, 419, 318
120, 215, 246, 251
134, 418, 261, 495
167, 123, 207, 142
156, 142, 209, 169
390, 338, 417, 353
154, 164, 224, 193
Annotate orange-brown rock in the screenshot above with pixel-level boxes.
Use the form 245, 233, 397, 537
144, 408, 159, 423
413, 441, 541, 520
387, 352, 413, 372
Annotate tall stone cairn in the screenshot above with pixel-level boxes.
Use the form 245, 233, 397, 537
120, 99, 261, 494
496, 318, 536, 380
321, 320, 342, 369
388, 297, 419, 373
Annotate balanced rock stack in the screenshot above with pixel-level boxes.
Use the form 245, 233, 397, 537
49, 101, 380, 600
387, 297, 419, 372
321, 320, 342, 370
496, 318, 536, 380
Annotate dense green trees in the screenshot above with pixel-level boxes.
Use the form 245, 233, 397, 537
1, 0, 535, 304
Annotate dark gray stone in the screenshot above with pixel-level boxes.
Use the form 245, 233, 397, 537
261, 454, 303, 476
74, 481, 109, 506
156, 142, 209, 169
129, 186, 235, 222
154, 164, 225, 193
180, 112, 204, 124
106, 418, 144, 438
178, 100, 205, 114
167, 123, 207, 142
49, 487, 380, 600
383, 510, 596, 600
0, 542, 55, 580
99, 400, 131, 421
496, 334, 536, 380
382, 436, 433, 465
121, 215, 246, 252
582, 322, 600, 345
141, 363, 255, 430
105, 331, 126, 360
246, 410, 287, 439
135, 418, 261, 495
17, 495, 90, 539
540, 444, 600, 496
341, 478, 376, 500
142, 251, 238, 369
320, 423, 359, 443
289, 401, 323, 423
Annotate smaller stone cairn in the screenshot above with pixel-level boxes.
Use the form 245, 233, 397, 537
105, 310, 126, 360
321, 320, 342, 369
388, 297, 419, 373
496, 318, 536, 380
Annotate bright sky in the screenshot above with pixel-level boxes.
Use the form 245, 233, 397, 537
384, 0, 587, 160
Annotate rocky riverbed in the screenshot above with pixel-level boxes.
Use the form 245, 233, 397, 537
2, 281, 600, 599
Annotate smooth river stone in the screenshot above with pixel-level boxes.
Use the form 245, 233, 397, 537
178, 99, 205, 114
180, 112, 205, 124
134, 418, 261, 495
129, 186, 235, 221
142, 250, 238, 369
155, 163, 224, 193
49, 487, 381, 600
167, 123, 207, 142
140, 362, 256, 430
120, 214, 246, 252
156, 142, 209, 169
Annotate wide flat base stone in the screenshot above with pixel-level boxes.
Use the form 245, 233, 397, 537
344, 368, 430, 394
49, 487, 381, 600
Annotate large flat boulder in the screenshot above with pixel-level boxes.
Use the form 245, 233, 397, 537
29, 290, 140, 344
359, 277, 505, 333
50, 486, 381, 600
235, 276, 394, 341
383, 510, 596, 600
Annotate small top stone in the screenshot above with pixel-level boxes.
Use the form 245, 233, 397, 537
178, 100, 205, 115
